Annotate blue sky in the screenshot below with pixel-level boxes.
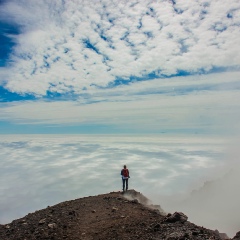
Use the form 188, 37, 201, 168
0, 0, 240, 134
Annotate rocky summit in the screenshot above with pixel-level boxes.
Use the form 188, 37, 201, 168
0, 190, 238, 240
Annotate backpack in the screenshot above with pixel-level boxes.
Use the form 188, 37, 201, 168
122, 169, 128, 177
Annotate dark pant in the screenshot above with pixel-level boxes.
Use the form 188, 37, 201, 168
122, 178, 128, 191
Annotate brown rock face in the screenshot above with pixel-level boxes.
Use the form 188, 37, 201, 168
0, 190, 225, 239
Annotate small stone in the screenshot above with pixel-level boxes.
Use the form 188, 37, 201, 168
167, 232, 186, 239
92, 210, 96, 213
154, 223, 161, 229
192, 231, 198, 235
132, 199, 139, 204
69, 210, 76, 215
112, 207, 118, 212
39, 218, 46, 225
48, 223, 57, 229
5, 225, 10, 229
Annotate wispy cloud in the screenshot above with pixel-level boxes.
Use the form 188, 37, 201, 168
1, 72, 240, 134
0, 0, 240, 95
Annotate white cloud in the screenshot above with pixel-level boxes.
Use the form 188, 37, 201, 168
0, 0, 240, 95
0, 72, 240, 135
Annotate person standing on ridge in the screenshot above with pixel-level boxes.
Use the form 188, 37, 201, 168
121, 165, 130, 192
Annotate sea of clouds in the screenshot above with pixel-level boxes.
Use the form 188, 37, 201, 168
0, 134, 239, 237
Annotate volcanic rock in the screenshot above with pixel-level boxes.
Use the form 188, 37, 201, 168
0, 189, 230, 240
164, 212, 188, 223
233, 231, 240, 239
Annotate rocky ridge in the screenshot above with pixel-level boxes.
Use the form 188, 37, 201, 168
0, 190, 238, 240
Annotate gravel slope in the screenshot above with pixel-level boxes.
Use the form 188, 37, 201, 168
0, 190, 231, 240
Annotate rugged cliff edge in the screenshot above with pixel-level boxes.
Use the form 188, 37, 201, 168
0, 190, 238, 240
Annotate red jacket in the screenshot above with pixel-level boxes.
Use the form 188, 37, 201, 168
121, 168, 129, 178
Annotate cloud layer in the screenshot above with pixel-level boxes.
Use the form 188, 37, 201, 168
1, 72, 240, 134
0, 0, 240, 95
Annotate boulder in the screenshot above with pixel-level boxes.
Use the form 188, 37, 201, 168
233, 231, 240, 239
164, 212, 188, 223
215, 229, 229, 239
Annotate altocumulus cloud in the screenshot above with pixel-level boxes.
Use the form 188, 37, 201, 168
0, 0, 240, 95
